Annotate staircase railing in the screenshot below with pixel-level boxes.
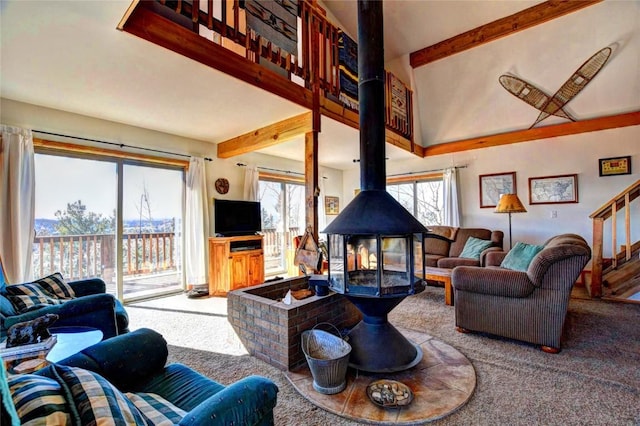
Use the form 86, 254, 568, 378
589, 179, 640, 297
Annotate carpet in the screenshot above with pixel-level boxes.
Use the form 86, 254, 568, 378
127, 287, 640, 425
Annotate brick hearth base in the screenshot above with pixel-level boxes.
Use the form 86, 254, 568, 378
227, 276, 361, 371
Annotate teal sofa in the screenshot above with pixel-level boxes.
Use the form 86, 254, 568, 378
0, 276, 129, 340
3, 328, 279, 425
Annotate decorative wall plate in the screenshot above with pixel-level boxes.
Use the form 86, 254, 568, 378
215, 178, 229, 194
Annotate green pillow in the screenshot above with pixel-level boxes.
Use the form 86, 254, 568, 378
459, 237, 494, 260
500, 242, 545, 272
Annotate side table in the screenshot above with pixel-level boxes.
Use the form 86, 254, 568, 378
46, 326, 103, 363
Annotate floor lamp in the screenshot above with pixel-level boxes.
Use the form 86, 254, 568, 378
494, 194, 527, 249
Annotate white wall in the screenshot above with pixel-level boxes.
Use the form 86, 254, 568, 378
342, 125, 639, 256
1, 99, 344, 236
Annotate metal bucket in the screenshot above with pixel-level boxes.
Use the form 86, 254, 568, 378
301, 323, 351, 394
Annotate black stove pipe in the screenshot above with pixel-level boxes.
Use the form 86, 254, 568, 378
358, 1, 386, 192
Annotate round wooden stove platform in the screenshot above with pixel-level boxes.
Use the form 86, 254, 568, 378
285, 328, 476, 424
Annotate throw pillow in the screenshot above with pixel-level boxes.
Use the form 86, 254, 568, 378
459, 237, 494, 260
500, 242, 545, 272
4, 273, 75, 314
50, 364, 146, 426
32, 272, 76, 300
7, 373, 71, 425
4, 283, 65, 314
125, 392, 187, 426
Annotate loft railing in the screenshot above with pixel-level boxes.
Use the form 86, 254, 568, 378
145, 0, 413, 141
588, 179, 640, 297
32, 232, 177, 281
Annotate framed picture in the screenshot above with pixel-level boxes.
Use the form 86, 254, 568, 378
528, 174, 578, 205
479, 172, 516, 208
599, 156, 631, 177
325, 196, 339, 215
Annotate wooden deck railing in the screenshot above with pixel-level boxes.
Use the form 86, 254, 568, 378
33, 232, 177, 281
147, 0, 413, 141
588, 179, 640, 297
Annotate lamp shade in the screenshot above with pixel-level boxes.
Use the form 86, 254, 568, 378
494, 194, 527, 213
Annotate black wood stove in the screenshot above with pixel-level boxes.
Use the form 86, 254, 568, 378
323, 0, 428, 373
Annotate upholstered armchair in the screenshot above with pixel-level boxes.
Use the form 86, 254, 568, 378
451, 234, 591, 353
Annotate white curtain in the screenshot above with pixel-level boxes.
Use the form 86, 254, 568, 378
185, 157, 209, 287
442, 167, 461, 227
0, 125, 35, 284
318, 176, 327, 235
243, 165, 260, 201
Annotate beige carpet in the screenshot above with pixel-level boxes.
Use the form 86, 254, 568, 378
126, 288, 640, 425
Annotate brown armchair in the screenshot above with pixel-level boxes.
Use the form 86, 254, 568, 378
451, 234, 591, 353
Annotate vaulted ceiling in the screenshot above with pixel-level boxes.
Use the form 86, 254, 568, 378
1, 0, 614, 170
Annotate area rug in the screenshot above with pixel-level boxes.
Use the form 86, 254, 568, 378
128, 287, 640, 425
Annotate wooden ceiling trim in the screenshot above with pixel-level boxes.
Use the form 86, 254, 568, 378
410, 0, 603, 68
217, 112, 313, 158
422, 111, 640, 157
120, 4, 312, 109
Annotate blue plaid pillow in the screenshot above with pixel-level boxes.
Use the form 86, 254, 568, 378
125, 392, 187, 425
7, 372, 71, 425
33, 273, 76, 300
4, 273, 75, 314
50, 364, 146, 426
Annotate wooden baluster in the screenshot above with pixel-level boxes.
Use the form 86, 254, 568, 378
207, 0, 213, 30
127, 235, 132, 275
79, 235, 84, 279
39, 238, 44, 278
93, 235, 98, 277
611, 202, 617, 268
155, 233, 160, 271
170, 234, 174, 268
624, 193, 631, 261
192, 0, 199, 23
176, 0, 182, 14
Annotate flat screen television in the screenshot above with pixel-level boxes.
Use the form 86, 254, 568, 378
214, 199, 262, 236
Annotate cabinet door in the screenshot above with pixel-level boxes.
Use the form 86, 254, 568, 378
230, 253, 249, 289
209, 241, 230, 295
248, 253, 264, 285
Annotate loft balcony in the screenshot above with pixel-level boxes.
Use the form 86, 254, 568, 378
118, 0, 416, 153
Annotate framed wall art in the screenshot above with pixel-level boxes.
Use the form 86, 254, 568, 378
479, 172, 516, 208
528, 174, 578, 205
599, 156, 631, 177
325, 196, 339, 215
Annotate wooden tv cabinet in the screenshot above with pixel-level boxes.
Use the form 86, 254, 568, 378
208, 235, 264, 296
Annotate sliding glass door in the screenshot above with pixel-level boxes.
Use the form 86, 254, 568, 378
33, 151, 185, 301
121, 163, 184, 299
259, 178, 305, 276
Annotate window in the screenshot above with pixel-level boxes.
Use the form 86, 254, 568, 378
33, 146, 186, 301
387, 174, 444, 226
258, 173, 305, 276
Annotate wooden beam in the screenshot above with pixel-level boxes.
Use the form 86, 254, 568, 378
217, 112, 313, 158
386, 129, 424, 157
410, 0, 603, 68
305, 132, 319, 243
423, 111, 640, 157
121, 4, 312, 109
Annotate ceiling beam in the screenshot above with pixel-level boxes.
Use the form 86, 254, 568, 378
410, 0, 603, 68
217, 112, 313, 158
422, 111, 640, 157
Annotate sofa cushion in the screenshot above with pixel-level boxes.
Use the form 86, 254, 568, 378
449, 228, 494, 257
125, 392, 187, 425
7, 372, 71, 425
501, 242, 545, 272
4, 273, 76, 314
51, 364, 146, 425
33, 273, 76, 300
459, 237, 494, 260
4, 283, 66, 314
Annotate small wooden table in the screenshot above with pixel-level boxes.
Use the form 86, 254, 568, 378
424, 267, 454, 306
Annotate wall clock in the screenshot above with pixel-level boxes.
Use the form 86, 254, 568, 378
215, 178, 229, 194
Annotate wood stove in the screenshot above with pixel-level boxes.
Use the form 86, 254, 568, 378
323, 0, 428, 373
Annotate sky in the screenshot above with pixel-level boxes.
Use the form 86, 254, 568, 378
35, 154, 183, 221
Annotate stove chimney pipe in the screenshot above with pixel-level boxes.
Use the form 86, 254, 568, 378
358, 0, 385, 191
